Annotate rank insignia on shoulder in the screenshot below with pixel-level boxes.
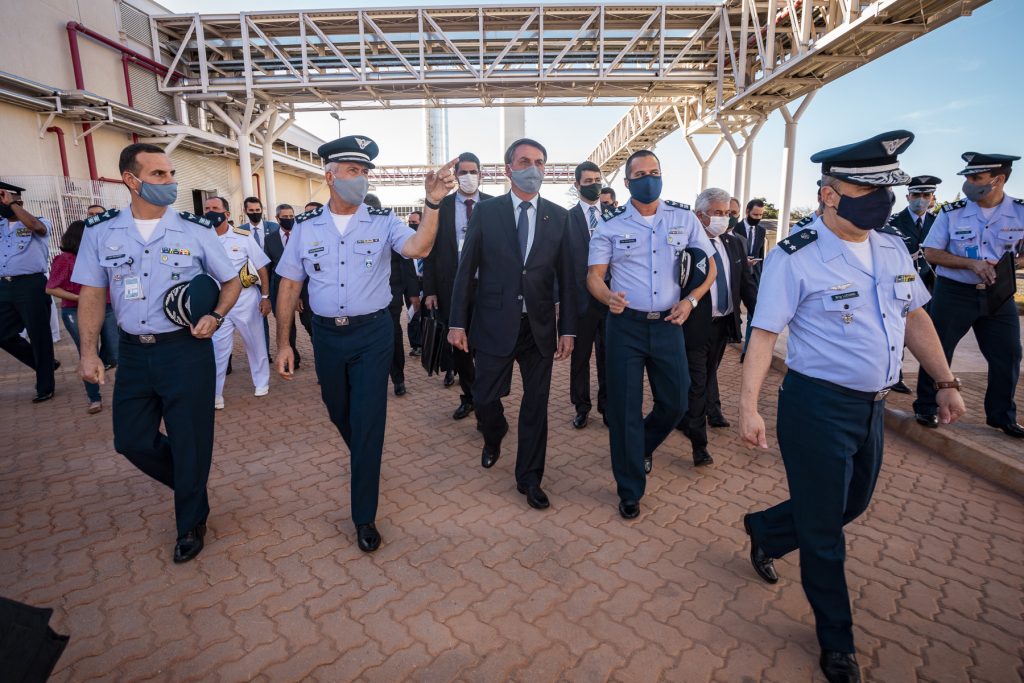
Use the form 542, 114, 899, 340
876, 224, 904, 238
180, 211, 212, 228
1014, 198, 1024, 206
664, 200, 691, 210
367, 207, 392, 216
941, 199, 966, 213
602, 205, 627, 221
232, 225, 252, 236
778, 227, 818, 254
887, 213, 900, 224
793, 215, 815, 229
296, 206, 323, 223
85, 208, 120, 227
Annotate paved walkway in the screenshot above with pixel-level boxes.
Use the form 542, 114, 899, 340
1, 327, 1021, 682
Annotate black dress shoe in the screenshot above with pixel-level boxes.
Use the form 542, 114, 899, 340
173, 523, 207, 564
481, 444, 501, 469
693, 448, 714, 467
618, 500, 640, 519
410, 347, 422, 357
819, 650, 860, 683
643, 455, 652, 474
54, 359, 61, 370
987, 420, 1024, 438
31, 391, 55, 403
453, 401, 474, 420
356, 523, 382, 552
572, 411, 589, 429
226, 358, 232, 375
889, 380, 912, 394
393, 382, 406, 396
743, 514, 778, 584
708, 415, 731, 428
517, 484, 550, 510
915, 413, 938, 428
443, 370, 455, 387
602, 413, 609, 427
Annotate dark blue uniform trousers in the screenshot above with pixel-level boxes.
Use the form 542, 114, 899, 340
914, 277, 1021, 425
747, 370, 885, 653
112, 333, 215, 540
0, 274, 55, 396
605, 312, 689, 503
312, 311, 391, 526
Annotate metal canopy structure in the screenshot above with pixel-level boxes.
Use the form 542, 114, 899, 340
370, 162, 576, 187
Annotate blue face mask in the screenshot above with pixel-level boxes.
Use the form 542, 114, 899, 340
203, 211, 227, 227
908, 197, 930, 215
510, 166, 544, 195
627, 174, 662, 204
962, 180, 993, 203
131, 175, 178, 207
835, 187, 895, 231
332, 175, 369, 206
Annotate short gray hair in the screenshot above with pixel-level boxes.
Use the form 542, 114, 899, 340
694, 187, 732, 215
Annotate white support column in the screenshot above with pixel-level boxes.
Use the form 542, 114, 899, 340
208, 100, 255, 200
262, 109, 278, 210
776, 92, 816, 238
742, 139, 755, 205
500, 106, 524, 191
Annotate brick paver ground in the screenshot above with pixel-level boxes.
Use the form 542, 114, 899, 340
1, 325, 1021, 682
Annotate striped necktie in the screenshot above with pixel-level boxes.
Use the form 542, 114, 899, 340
588, 205, 598, 235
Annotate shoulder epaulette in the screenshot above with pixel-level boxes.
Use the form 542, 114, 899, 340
887, 213, 900, 225
793, 215, 815, 229
296, 207, 323, 223
664, 200, 691, 210
875, 224, 905, 238
1013, 198, 1024, 206
232, 225, 252, 236
367, 207, 392, 216
777, 227, 818, 255
179, 211, 212, 228
602, 205, 627, 222
85, 208, 120, 227
941, 199, 966, 213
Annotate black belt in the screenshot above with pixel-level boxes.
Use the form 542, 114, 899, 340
788, 370, 889, 402
937, 276, 987, 291
312, 308, 388, 328
119, 327, 192, 345
619, 307, 673, 321
0, 273, 42, 282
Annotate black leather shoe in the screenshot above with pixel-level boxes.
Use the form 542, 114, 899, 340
409, 347, 422, 357
819, 650, 860, 683
708, 415, 730, 428
602, 413, 609, 427
54, 359, 61, 370
915, 413, 938, 428
226, 358, 232, 375
987, 420, 1024, 438
693, 448, 714, 467
481, 444, 501, 469
743, 514, 778, 584
572, 411, 589, 429
356, 523, 382, 552
393, 382, 406, 396
443, 370, 455, 387
643, 455, 653, 474
889, 380, 912, 394
31, 391, 54, 403
517, 484, 550, 510
453, 401, 474, 420
173, 523, 207, 564
618, 500, 640, 519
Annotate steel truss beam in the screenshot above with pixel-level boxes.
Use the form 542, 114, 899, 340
369, 163, 576, 187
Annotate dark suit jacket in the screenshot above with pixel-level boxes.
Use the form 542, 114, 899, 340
734, 219, 767, 259
389, 250, 419, 306
888, 208, 936, 285
567, 203, 609, 319
422, 191, 494, 320
450, 193, 576, 358
264, 229, 308, 308
684, 231, 758, 345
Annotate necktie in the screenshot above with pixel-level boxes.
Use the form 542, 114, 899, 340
916, 216, 923, 232
465, 198, 475, 221
588, 206, 598, 235
517, 201, 531, 260
749, 230, 756, 256
712, 244, 728, 315
283, 230, 289, 245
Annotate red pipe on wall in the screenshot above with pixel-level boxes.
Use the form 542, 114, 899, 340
66, 22, 186, 81
66, 23, 99, 181
46, 127, 70, 178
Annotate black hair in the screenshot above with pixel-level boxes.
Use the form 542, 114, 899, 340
504, 138, 548, 165
600, 187, 616, 200
746, 198, 765, 213
408, 210, 423, 220
275, 203, 293, 215
60, 220, 86, 254
456, 152, 481, 174
86, 204, 105, 213
207, 196, 230, 213
624, 150, 659, 177
243, 196, 262, 209
304, 201, 323, 211
574, 161, 601, 184
118, 142, 165, 175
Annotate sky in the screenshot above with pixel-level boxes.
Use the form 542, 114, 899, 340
157, 0, 1024, 211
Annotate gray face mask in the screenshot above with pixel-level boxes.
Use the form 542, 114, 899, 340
510, 166, 543, 195
332, 175, 369, 206
962, 180, 993, 203
908, 197, 930, 214
131, 175, 178, 207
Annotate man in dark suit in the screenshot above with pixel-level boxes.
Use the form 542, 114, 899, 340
423, 152, 494, 418
734, 198, 768, 281
567, 161, 608, 428
264, 203, 312, 369
448, 138, 576, 510
680, 188, 758, 464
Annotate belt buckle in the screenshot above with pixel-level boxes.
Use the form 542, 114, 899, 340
875, 389, 890, 401
646, 311, 661, 320
1, 276, 12, 282
975, 284, 986, 290
139, 334, 156, 344
334, 316, 350, 326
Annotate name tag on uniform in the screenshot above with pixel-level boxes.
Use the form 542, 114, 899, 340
105, 253, 127, 261
356, 238, 380, 244
309, 246, 325, 255
895, 274, 916, 283
123, 275, 143, 300
831, 291, 859, 301
616, 235, 637, 246
16, 228, 31, 237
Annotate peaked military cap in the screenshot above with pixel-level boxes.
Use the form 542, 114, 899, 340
0, 180, 26, 194
317, 135, 379, 169
163, 274, 220, 328
956, 152, 1019, 176
811, 130, 914, 187
679, 248, 709, 298
907, 175, 941, 193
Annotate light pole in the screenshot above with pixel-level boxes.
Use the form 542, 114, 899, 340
330, 112, 345, 138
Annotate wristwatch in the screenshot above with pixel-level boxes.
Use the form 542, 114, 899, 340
934, 377, 962, 391
424, 198, 441, 210
209, 311, 225, 328
261, 294, 270, 300
685, 295, 698, 309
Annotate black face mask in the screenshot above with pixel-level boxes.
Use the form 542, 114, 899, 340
579, 183, 602, 202
0, 204, 15, 220
278, 217, 295, 230
600, 201, 614, 213
203, 211, 227, 227
408, 222, 420, 230
746, 217, 761, 227
247, 211, 263, 224
728, 216, 739, 230
834, 187, 895, 231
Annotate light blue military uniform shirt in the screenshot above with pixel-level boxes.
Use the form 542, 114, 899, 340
752, 216, 931, 393
921, 194, 1024, 284
0, 216, 51, 276
275, 204, 415, 317
588, 199, 713, 312
71, 207, 236, 335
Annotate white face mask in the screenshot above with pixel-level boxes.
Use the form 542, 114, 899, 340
458, 173, 480, 195
706, 215, 730, 237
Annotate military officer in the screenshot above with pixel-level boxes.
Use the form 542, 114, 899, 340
913, 152, 1023, 437
587, 149, 716, 520
274, 135, 456, 552
739, 131, 966, 683
203, 196, 272, 409
72, 142, 241, 564
0, 182, 57, 402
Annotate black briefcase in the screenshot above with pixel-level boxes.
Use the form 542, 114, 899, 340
420, 310, 446, 376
